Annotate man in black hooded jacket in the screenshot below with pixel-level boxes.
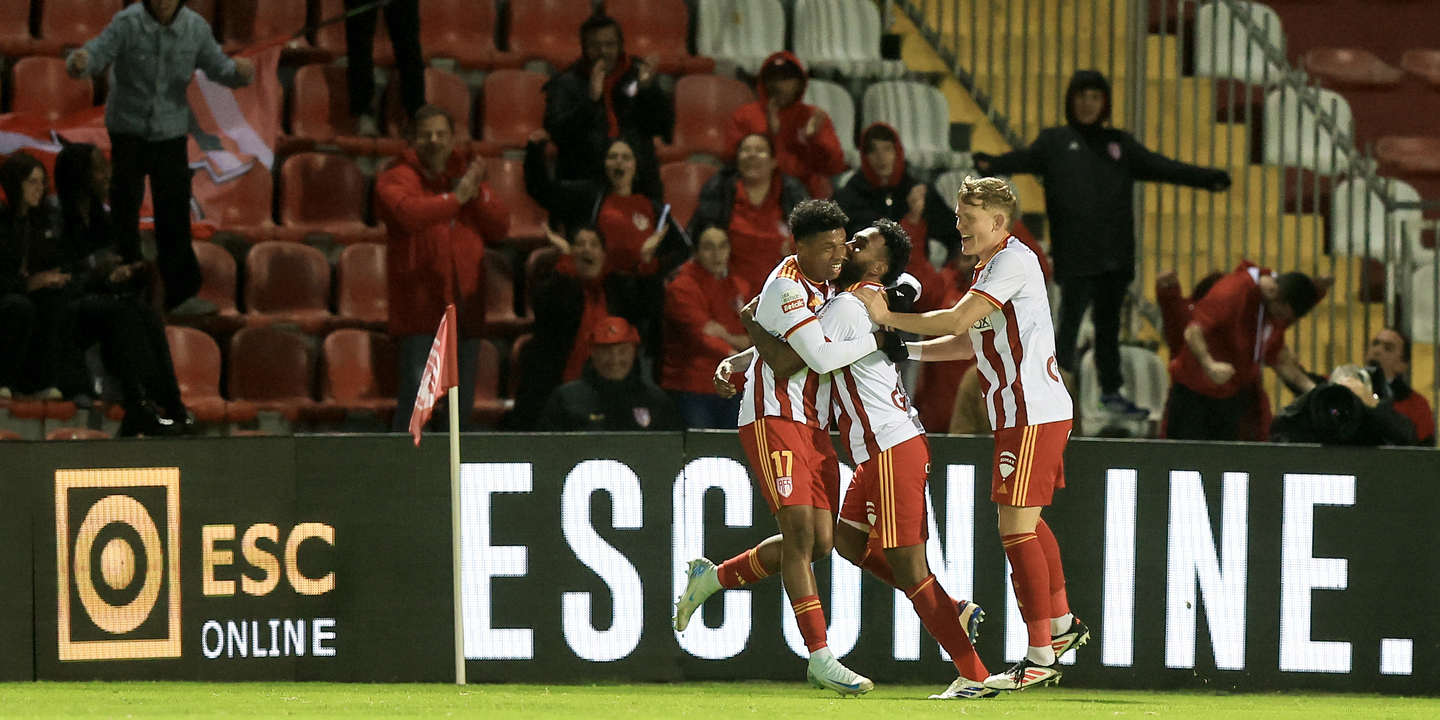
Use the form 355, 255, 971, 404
974, 70, 1231, 418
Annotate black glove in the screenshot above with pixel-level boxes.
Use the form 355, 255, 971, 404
1209, 170, 1232, 192
876, 330, 908, 365
886, 283, 918, 315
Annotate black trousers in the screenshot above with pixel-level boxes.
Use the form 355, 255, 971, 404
69, 295, 183, 415
1165, 383, 1247, 441
109, 133, 201, 310
1055, 270, 1130, 395
345, 0, 425, 118
391, 335, 481, 433
0, 293, 35, 391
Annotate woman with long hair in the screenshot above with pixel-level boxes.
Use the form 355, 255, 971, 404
0, 151, 71, 399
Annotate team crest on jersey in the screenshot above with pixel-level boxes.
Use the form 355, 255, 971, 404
972, 316, 993, 331
780, 288, 805, 314
633, 407, 652, 428
865, 501, 876, 527
632, 212, 651, 232
777, 476, 794, 498
999, 451, 1017, 478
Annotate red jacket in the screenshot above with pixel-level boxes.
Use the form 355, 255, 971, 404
1392, 388, 1435, 445
1169, 261, 1289, 399
724, 51, 848, 199
375, 150, 510, 338
661, 260, 750, 394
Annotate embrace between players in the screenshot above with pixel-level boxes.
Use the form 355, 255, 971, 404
673, 178, 1088, 699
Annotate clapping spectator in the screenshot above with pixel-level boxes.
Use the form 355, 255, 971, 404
543, 12, 673, 185
1364, 328, 1434, 445
661, 226, 752, 428
724, 52, 847, 199
345, 0, 424, 134
689, 133, 808, 296
375, 105, 511, 433
537, 316, 679, 431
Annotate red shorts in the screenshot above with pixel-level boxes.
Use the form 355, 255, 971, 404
740, 417, 841, 514
839, 435, 931, 549
991, 419, 1071, 506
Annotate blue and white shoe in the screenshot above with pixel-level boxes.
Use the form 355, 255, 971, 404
1100, 393, 1150, 419
930, 676, 1000, 699
673, 558, 719, 632
958, 599, 985, 646
808, 649, 874, 696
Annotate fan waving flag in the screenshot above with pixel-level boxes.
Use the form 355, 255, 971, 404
410, 305, 460, 446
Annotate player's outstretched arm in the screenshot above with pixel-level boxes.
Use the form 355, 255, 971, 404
906, 334, 975, 362
856, 287, 996, 338
785, 320, 881, 375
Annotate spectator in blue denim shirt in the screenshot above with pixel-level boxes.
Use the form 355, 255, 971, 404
65, 0, 253, 312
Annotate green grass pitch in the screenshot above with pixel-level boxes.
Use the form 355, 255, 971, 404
0, 682, 1434, 719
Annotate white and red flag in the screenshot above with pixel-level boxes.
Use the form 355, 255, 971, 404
410, 304, 460, 446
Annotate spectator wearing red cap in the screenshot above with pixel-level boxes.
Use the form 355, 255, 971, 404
724, 51, 847, 199
662, 226, 752, 428
537, 316, 679, 431
375, 105, 510, 432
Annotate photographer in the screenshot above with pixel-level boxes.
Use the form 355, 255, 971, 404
1364, 328, 1434, 446
1270, 365, 1418, 447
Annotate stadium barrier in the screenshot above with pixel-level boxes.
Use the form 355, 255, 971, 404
0, 433, 1434, 693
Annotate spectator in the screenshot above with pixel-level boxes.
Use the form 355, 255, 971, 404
1270, 365, 1417, 447
345, 0, 424, 135
1364, 327, 1435, 446
53, 142, 190, 436
661, 225, 751, 428
724, 51, 847, 199
537, 316, 679, 431
374, 105, 511, 433
1165, 261, 1319, 441
973, 69, 1230, 418
689, 133, 808, 296
0, 152, 65, 400
524, 130, 686, 275
66, 0, 255, 312
543, 12, 672, 185
506, 226, 663, 430
834, 123, 961, 311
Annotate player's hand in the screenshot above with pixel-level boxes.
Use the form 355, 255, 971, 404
66, 50, 89, 78
1205, 360, 1236, 386
739, 297, 759, 324
852, 286, 891, 325
875, 330, 908, 365
906, 184, 927, 221
803, 108, 829, 140
233, 57, 255, 85
713, 358, 738, 398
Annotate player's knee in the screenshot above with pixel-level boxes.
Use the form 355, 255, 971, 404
809, 538, 833, 561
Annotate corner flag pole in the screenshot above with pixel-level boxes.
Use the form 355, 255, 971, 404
448, 384, 465, 685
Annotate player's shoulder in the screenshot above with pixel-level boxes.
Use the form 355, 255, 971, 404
987, 239, 1041, 275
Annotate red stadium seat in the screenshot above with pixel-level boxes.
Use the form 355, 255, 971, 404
660, 161, 720, 228
228, 326, 318, 422
0, 1, 34, 56
335, 242, 388, 329
46, 427, 109, 441
284, 64, 374, 155
320, 329, 398, 421
607, 0, 716, 75
315, 0, 394, 66
507, 0, 592, 68
165, 325, 258, 424
193, 163, 275, 243
0, 429, 23, 441
484, 156, 548, 244
1401, 49, 1440, 85
478, 70, 548, 154
473, 338, 506, 426
483, 253, 532, 338
277, 152, 385, 245
33, 0, 121, 55
220, 0, 307, 54
243, 241, 335, 334
1303, 48, 1403, 87
418, 0, 519, 69
9, 56, 93, 123
187, 240, 243, 329
380, 67, 473, 153
507, 333, 531, 398
1377, 136, 1440, 175
657, 75, 755, 162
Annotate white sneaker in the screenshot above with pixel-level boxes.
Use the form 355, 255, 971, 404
807, 649, 874, 696
930, 676, 999, 699
673, 558, 719, 632
983, 658, 1061, 691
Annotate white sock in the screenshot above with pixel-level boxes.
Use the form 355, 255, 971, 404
810, 646, 834, 663
1026, 645, 1057, 665
1051, 612, 1074, 636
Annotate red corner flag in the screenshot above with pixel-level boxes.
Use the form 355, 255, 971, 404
410, 304, 459, 446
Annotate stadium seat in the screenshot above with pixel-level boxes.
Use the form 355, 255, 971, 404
228, 326, 318, 422
473, 338, 507, 427
380, 67, 473, 155
165, 325, 258, 424
0, 1, 34, 57
9, 56, 93, 124
507, 0, 591, 69
695, 0, 786, 75
1330, 177, 1424, 259
660, 161, 720, 228
32, 0, 121, 55
1303, 48, 1403, 87
46, 428, 109, 441
793, 0, 905, 80
861, 81, 965, 171
1400, 49, 1440, 85
1376, 136, 1440, 175
186, 240, 245, 329
1077, 346, 1169, 435
243, 241, 335, 334
483, 253, 532, 338
284, 64, 374, 155
320, 329, 399, 421
1194, 0, 1286, 85
220, 0, 308, 55
1409, 261, 1437, 342
483, 157, 548, 244
607, 0, 716, 75
335, 243, 388, 329
1262, 87, 1353, 174
507, 334, 532, 398
193, 163, 276, 243
803, 79, 859, 167
657, 75, 755, 162
0, 429, 22, 441
478, 70, 551, 155
418, 0, 518, 69
315, 0, 394, 66
277, 152, 385, 245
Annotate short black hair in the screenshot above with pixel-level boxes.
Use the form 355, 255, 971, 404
408, 104, 455, 138
579, 12, 624, 47
1386, 327, 1413, 363
872, 219, 911, 286
861, 124, 899, 154
788, 199, 849, 244
571, 222, 605, 248
1276, 272, 1319, 319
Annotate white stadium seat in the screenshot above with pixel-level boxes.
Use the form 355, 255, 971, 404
803, 78, 859, 167
793, 0, 906, 80
1330, 177, 1425, 260
1409, 261, 1437, 343
1195, 0, 1287, 85
861, 80, 967, 171
695, 0, 786, 76
1263, 86, 1353, 174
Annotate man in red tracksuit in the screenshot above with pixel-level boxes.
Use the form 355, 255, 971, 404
724, 51, 848, 199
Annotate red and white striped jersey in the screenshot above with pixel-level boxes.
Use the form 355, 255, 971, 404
819, 282, 924, 464
739, 257, 836, 428
967, 237, 1073, 431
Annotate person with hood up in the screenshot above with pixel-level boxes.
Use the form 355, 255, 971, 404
537, 315, 679, 432
973, 70, 1231, 419
661, 225, 752, 428
374, 105, 511, 433
543, 12, 673, 185
724, 52, 848, 199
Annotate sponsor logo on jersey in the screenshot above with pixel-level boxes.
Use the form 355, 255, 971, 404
1047, 355, 1061, 382
776, 476, 794, 498
865, 500, 876, 527
999, 451, 1017, 479
973, 316, 993, 331
780, 288, 805, 314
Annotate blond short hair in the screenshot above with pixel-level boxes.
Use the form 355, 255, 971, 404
956, 176, 1018, 224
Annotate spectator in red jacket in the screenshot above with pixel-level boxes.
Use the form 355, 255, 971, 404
374, 105, 510, 433
724, 51, 847, 199
1365, 327, 1435, 446
662, 225, 752, 428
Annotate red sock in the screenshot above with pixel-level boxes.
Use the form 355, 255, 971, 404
1001, 532, 1052, 647
717, 547, 772, 589
791, 594, 828, 652
857, 538, 899, 588
906, 575, 988, 681
1034, 519, 1069, 616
